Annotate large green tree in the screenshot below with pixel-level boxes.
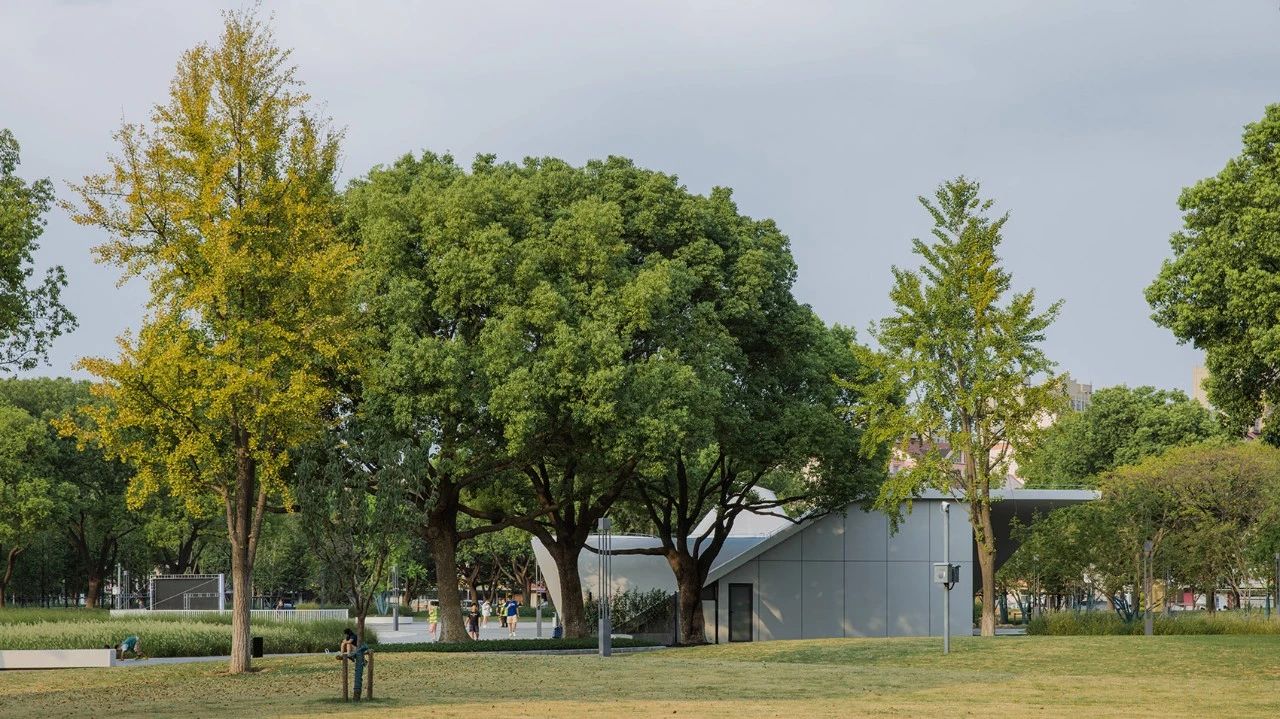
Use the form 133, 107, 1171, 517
68, 11, 352, 672
0, 403, 56, 606
1147, 104, 1280, 438
349, 153, 762, 638
0, 129, 75, 372
343, 153, 537, 641
1007, 441, 1280, 618
1020, 385, 1227, 488
855, 177, 1065, 636
619, 315, 886, 644
1, 378, 137, 608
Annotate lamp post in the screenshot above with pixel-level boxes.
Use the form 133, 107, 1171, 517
597, 517, 613, 658
391, 564, 399, 632
933, 502, 958, 655
943, 502, 951, 655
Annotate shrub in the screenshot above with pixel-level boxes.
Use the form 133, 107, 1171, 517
1028, 610, 1280, 636
377, 637, 658, 653
0, 614, 375, 657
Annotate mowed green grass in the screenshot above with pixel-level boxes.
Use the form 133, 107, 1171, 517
2, 635, 1278, 718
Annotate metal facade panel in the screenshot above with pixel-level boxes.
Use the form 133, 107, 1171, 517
886, 561, 931, 636
801, 513, 845, 561
887, 505, 931, 561
844, 508, 888, 561
757, 560, 802, 640
759, 531, 802, 561
801, 561, 845, 638
843, 561, 889, 637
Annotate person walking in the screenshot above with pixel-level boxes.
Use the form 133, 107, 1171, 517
504, 596, 520, 638
480, 599, 491, 629
467, 604, 481, 640
427, 600, 439, 640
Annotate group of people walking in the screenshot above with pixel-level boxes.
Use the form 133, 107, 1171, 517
426, 597, 522, 641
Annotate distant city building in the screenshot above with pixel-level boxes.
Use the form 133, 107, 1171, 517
1065, 376, 1093, 412
1192, 365, 1211, 407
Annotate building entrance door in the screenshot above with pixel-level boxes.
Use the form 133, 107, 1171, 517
728, 583, 753, 642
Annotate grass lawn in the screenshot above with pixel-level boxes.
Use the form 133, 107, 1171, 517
2, 635, 1278, 717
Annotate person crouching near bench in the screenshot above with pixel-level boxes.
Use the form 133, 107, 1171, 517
114, 634, 144, 660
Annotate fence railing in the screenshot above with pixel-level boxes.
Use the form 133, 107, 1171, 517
109, 608, 350, 621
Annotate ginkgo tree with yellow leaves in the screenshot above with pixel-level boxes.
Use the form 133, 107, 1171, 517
65, 10, 353, 674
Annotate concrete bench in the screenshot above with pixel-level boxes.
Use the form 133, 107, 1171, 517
0, 649, 115, 670
364, 615, 414, 625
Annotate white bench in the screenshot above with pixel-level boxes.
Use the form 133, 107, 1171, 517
364, 615, 414, 625
0, 649, 115, 670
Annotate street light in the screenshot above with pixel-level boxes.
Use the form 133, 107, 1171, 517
597, 517, 613, 658
933, 502, 959, 655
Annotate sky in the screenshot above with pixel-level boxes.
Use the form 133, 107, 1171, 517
2, 0, 1278, 394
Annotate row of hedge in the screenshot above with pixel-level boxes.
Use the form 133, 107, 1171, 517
1028, 611, 1280, 635
0, 616, 371, 657
377, 637, 658, 653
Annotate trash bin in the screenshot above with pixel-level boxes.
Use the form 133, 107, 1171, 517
552, 625, 562, 639
252, 636, 264, 658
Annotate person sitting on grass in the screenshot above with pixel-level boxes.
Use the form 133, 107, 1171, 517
115, 634, 144, 661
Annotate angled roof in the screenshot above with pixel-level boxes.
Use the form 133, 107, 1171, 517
704, 488, 1099, 586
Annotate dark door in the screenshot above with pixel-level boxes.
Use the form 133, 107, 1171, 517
728, 583, 753, 642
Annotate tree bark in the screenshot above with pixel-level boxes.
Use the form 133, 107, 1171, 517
0, 546, 21, 608
86, 575, 102, 609
544, 540, 588, 638
226, 430, 265, 674
669, 552, 706, 645
974, 500, 997, 637
426, 523, 469, 642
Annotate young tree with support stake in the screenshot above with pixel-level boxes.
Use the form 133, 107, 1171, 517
854, 177, 1065, 637
67, 10, 353, 673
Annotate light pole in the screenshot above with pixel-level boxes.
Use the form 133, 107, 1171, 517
535, 563, 543, 638
598, 517, 613, 657
933, 502, 958, 655
391, 564, 400, 632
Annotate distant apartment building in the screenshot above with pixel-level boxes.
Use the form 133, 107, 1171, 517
1065, 376, 1093, 412
1192, 365, 1210, 407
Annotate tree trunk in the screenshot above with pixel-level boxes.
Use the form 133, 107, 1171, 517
974, 501, 997, 636
545, 541, 587, 638
229, 537, 252, 672
426, 526, 469, 642
86, 575, 102, 609
669, 553, 706, 645
226, 435, 262, 675
1, 546, 23, 608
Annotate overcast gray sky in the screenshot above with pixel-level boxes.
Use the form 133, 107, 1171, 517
3, 1, 1278, 393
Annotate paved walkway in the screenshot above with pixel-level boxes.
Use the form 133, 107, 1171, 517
373, 614, 560, 644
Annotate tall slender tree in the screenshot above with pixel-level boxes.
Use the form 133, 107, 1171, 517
854, 177, 1065, 636
67, 10, 352, 672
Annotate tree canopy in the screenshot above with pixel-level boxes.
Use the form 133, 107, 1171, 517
852, 176, 1065, 637
1019, 385, 1227, 488
1147, 104, 1280, 438
0, 129, 75, 372
66, 10, 353, 672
